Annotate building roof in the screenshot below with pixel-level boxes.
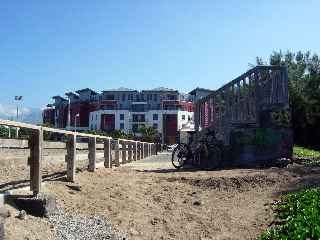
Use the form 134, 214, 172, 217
102, 87, 137, 92
188, 87, 214, 95
75, 88, 98, 95
52, 96, 67, 101
142, 87, 178, 92
65, 92, 79, 98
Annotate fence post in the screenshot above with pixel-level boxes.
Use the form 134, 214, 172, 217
128, 141, 133, 162
114, 140, 120, 166
151, 144, 154, 155
28, 128, 43, 195
134, 141, 138, 161
104, 138, 112, 168
66, 134, 76, 182
121, 140, 127, 164
142, 142, 145, 159
146, 142, 149, 158
88, 137, 96, 172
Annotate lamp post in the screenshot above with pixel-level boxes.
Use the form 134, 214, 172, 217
14, 96, 23, 138
14, 96, 23, 121
67, 96, 71, 130
74, 113, 79, 132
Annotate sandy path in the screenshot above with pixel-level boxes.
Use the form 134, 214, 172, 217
4, 152, 315, 240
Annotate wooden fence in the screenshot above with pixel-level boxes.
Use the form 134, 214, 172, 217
0, 119, 159, 195
193, 65, 292, 166
195, 65, 289, 144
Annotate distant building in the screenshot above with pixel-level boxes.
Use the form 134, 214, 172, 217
43, 87, 195, 144
189, 87, 214, 102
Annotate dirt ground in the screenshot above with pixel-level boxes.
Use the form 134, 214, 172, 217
3, 152, 320, 240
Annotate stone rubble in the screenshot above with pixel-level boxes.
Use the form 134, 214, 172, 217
49, 208, 127, 240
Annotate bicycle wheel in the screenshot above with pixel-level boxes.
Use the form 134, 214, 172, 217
171, 143, 189, 169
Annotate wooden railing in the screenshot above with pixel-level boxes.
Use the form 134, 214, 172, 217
194, 65, 289, 144
0, 119, 159, 195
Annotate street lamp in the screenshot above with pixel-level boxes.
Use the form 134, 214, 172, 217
67, 96, 71, 130
14, 96, 23, 121
74, 113, 80, 132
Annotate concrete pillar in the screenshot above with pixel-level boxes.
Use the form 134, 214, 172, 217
104, 138, 112, 168
88, 137, 96, 172
114, 140, 120, 167
66, 134, 76, 182
28, 128, 43, 195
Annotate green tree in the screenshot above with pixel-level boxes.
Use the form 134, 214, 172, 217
256, 50, 320, 148
138, 125, 157, 142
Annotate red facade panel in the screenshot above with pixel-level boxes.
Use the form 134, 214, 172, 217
163, 114, 178, 144
101, 114, 115, 132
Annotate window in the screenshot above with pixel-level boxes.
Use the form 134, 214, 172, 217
96, 114, 97, 120
182, 115, 185, 120
153, 123, 158, 129
132, 124, 139, 132
91, 115, 93, 121
188, 115, 191, 121
153, 114, 158, 121
132, 104, 146, 112
105, 94, 114, 100
120, 123, 124, 129
120, 114, 124, 120
132, 114, 145, 122
122, 94, 126, 101
167, 94, 177, 100
153, 94, 158, 101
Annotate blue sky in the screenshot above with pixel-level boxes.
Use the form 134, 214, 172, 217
0, 0, 319, 110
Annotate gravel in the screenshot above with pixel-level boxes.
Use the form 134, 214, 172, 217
49, 209, 127, 240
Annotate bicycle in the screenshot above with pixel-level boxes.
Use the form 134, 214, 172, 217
171, 128, 223, 169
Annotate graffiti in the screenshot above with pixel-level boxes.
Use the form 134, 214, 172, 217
270, 110, 291, 128
232, 128, 283, 146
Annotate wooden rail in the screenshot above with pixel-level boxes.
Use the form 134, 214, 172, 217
0, 119, 160, 195
194, 65, 289, 144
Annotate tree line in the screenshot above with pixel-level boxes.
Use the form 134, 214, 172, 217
256, 50, 320, 149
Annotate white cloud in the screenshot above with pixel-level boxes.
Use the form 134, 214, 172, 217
0, 103, 42, 124
0, 103, 32, 118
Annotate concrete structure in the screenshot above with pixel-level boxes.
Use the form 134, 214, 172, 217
44, 87, 194, 144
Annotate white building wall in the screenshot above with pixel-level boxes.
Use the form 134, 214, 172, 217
89, 110, 130, 132
89, 110, 194, 135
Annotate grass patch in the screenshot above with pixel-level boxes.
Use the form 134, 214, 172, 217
259, 188, 320, 240
293, 146, 320, 159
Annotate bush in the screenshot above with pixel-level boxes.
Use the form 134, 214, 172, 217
293, 146, 320, 159
259, 188, 320, 240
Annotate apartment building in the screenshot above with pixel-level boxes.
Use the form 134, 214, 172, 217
43, 87, 194, 144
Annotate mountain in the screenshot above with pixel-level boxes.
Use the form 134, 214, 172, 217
0, 104, 42, 124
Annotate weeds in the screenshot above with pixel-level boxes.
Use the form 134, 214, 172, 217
259, 188, 320, 240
